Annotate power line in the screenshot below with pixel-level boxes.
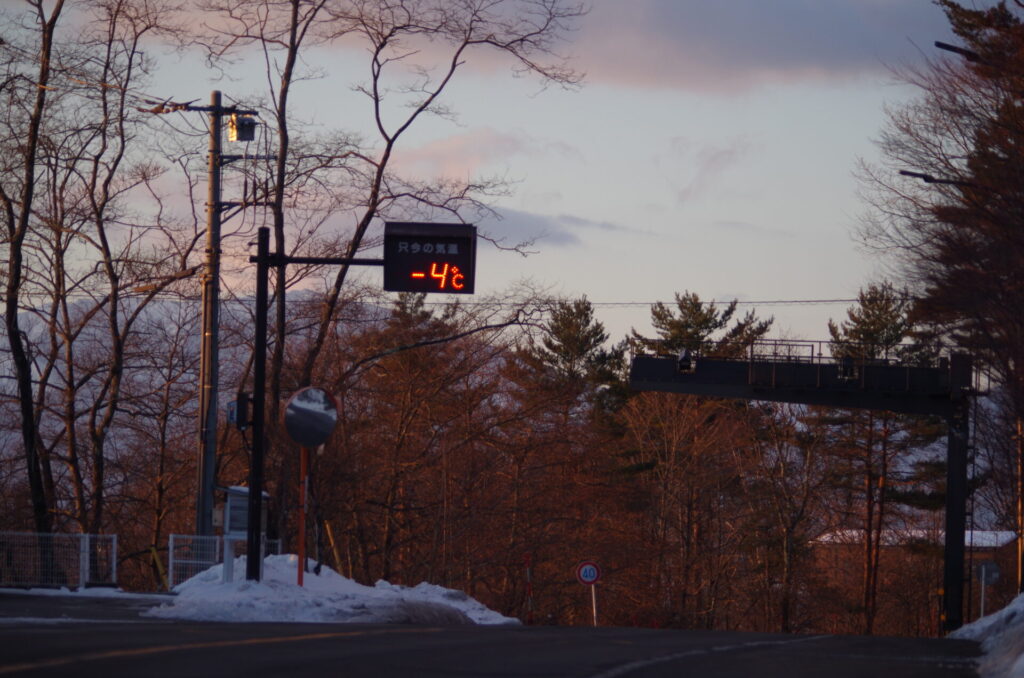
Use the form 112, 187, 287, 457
15, 291, 862, 308
577, 299, 859, 308
428, 298, 863, 308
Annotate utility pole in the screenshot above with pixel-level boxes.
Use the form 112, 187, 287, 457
194, 91, 261, 536
138, 90, 265, 538
195, 90, 223, 537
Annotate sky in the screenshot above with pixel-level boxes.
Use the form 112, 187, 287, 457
457, 0, 956, 342
156, 0, 964, 343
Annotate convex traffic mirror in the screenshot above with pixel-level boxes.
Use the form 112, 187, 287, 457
283, 387, 338, 448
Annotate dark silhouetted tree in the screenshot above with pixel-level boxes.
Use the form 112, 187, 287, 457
633, 291, 772, 357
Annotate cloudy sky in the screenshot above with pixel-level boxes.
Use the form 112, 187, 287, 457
169, 0, 962, 342
457, 0, 957, 341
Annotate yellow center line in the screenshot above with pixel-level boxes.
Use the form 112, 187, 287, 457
0, 627, 439, 675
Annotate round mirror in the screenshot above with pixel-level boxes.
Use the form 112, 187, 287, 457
283, 387, 338, 448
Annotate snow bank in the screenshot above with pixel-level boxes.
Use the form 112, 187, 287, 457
143, 554, 519, 626
951, 593, 1024, 678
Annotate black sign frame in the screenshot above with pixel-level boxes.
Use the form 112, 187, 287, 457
383, 222, 476, 294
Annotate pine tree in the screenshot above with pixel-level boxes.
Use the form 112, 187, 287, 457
615, 293, 772, 626
827, 284, 911, 361
533, 297, 622, 382
863, 1, 1024, 558
632, 291, 772, 357
811, 283, 945, 634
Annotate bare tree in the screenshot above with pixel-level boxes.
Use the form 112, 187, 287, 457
0, 0, 66, 535
617, 392, 752, 628
739, 403, 831, 633
107, 300, 199, 589
184, 0, 583, 545
858, 1, 1024, 508
2, 0, 196, 536
291, 0, 585, 383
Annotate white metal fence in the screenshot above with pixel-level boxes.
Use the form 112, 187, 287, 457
0, 532, 117, 589
167, 534, 281, 589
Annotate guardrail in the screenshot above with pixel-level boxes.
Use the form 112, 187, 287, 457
0, 532, 117, 589
167, 534, 281, 588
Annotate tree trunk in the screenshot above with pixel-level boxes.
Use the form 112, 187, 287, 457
2, 0, 65, 535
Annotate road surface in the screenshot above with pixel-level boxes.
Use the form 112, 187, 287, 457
0, 591, 979, 677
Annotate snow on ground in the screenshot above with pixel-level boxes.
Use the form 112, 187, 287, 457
0, 586, 166, 600
142, 554, 519, 626
951, 594, 1024, 678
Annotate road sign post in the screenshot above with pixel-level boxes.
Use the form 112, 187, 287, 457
246, 223, 476, 582
977, 560, 1000, 618
524, 552, 534, 625
575, 560, 602, 627
283, 387, 338, 587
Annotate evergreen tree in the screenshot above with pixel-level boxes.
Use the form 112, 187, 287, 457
616, 293, 771, 626
633, 291, 772, 357
520, 296, 628, 413
811, 283, 945, 634
862, 2, 1024, 555
828, 284, 911, 360
534, 297, 621, 382
386, 293, 458, 337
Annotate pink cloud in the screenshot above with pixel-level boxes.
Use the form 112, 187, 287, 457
392, 128, 575, 180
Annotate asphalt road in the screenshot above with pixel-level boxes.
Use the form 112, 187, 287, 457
0, 591, 980, 678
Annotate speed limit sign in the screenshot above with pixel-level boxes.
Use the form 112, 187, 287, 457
576, 560, 602, 626
576, 560, 602, 586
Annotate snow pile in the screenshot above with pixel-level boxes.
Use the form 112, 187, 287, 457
143, 554, 518, 626
951, 594, 1024, 678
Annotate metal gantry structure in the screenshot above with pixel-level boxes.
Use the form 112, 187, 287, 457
629, 340, 973, 632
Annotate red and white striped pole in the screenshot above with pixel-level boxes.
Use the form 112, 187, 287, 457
297, 446, 308, 586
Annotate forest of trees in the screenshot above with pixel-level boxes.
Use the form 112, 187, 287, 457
3, 0, 1024, 638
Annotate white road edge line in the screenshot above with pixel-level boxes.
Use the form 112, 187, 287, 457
585, 634, 832, 678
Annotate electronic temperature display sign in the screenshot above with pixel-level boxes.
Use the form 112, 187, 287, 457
383, 222, 476, 294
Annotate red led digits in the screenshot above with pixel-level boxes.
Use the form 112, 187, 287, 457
450, 267, 464, 290
407, 262, 465, 290
430, 262, 449, 288
407, 261, 468, 290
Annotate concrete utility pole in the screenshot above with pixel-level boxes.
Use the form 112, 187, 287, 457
195, 90, 224, 537
194, 91, 262, 536
137, 89, 261, 538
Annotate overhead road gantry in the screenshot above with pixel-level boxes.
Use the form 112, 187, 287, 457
629, 340, 973, 632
